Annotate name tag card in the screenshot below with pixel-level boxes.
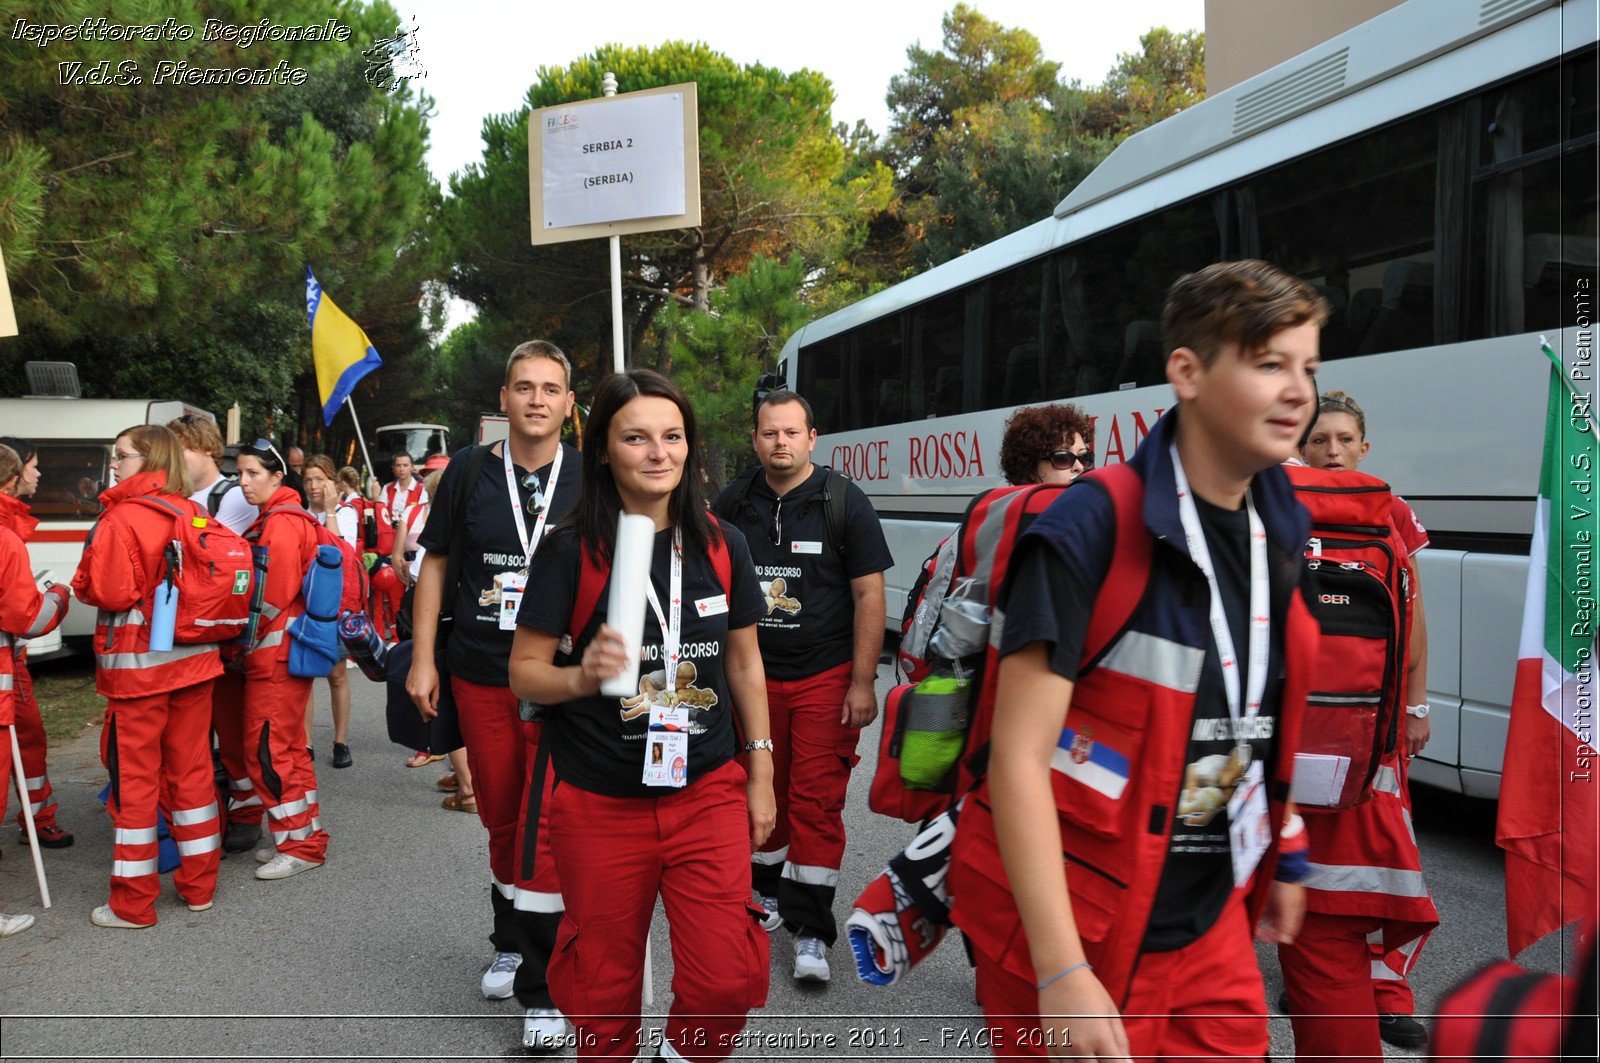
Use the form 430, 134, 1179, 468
642, 704, 689, 787
694, 594, 728, 617
1228, 760, 1270, 886
790, 540, 822, 555
497, 572, 528, 631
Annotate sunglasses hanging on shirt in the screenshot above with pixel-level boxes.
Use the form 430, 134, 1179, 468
521, 470, 547, 518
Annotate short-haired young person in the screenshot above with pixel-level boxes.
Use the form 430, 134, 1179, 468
166, 416, 257, 535
1279, 390, 1438, 1056
382, 452, 429, 526
711, 390, 892, 983
0, 436, 76, 849
409, 340, 580, 1049
72, 425, 224, 926
950, 260, 1327, 1059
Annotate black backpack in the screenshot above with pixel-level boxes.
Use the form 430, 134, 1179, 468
206, 476, 237, 517
720, 465, 850, 556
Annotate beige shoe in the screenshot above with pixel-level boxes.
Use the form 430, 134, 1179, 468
255, 852, 322, 880
0, 912, 35, 937
91, 904, 151, 929
186, 900, 214, 913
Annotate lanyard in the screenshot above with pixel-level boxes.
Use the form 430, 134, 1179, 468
503, 443, 563, 562
642, 529, 684, 694
1169, 444, 1270, 735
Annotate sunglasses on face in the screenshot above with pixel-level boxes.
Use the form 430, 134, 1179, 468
1048, 449, 1094, 471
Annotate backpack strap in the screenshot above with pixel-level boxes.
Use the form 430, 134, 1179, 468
206, 478, 233, 518
438, 444, 494, 629
569, 518, 735, 645
820, 468, 850, 557
123, 495, 188, 522
1081, 463, 1152, 669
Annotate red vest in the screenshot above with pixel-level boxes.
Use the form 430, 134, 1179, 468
70, 472, 222, 699
0, 526, 69, 725
947, 440, 1319, 1007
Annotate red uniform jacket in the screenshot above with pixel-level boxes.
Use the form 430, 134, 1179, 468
70, 471, 222, 699
0, 524, 69, 726
242, 486, 321, 680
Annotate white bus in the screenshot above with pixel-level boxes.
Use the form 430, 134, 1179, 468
776, 0, 1598, 798
0, 394, 216, 658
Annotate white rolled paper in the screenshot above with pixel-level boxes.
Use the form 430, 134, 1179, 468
599, 512, 657, 697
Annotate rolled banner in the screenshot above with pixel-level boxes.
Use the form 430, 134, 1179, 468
599, 512, 656, 697
338, 610, 389, 683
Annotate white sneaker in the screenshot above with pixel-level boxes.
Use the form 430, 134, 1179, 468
90, 904, 150, 929
481, 950, 521, 999
186, 900, 214, 913
0, 912, 35, 937
522, 1007, 567, 1052
793, 936, 830, 983
758, 894, 782, 932
254, 852, 322, 880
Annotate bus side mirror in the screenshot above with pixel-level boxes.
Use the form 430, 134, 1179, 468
752, 373, 787, 423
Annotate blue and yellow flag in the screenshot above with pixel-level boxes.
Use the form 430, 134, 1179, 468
305, 267, 383, 425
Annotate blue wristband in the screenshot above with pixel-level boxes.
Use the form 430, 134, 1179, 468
1275, 848, 1311, 884
1035, 961, 1092, 990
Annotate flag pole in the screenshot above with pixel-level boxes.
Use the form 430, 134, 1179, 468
344, 396, 379, 489
11, 727, 50, 907
603, 72, 625, 374
1540, 335, 1600, 444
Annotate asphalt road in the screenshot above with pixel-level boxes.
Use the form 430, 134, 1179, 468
0, 662, 1575, 1061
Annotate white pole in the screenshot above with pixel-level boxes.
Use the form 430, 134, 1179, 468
343, 396, 379, 490
603, 72, 625, 374
10, 726, 50, 907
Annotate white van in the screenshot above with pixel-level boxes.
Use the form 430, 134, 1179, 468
1, 394, 215, 658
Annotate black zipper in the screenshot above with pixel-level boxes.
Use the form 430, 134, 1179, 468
1313, 522, 1392, 537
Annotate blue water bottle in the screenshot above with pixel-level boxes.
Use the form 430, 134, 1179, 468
149, 544, 179, 652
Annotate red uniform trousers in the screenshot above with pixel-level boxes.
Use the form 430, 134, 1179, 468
211, 668, 261, 828
973, 894, 1269, 1061
243, 671, 326, 862
10, 660, 60, 830
99, 680, 222, 924
1279, 912, 1390, 1062
549, 760, 769, 1062
452, 678, 562, 1009
750, 661, 858, 943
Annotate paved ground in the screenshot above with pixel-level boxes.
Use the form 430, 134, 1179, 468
0, 662, 1573, 1061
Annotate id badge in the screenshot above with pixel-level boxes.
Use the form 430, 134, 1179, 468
1227, 758, 1270, 886
498, 571, 528, 631
643, 704, 690, 788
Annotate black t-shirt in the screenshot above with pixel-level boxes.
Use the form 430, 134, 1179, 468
711, 466, 893, 681
518, 522, 765, 798
417, 442, 581, 686
999, 491, 1283, 952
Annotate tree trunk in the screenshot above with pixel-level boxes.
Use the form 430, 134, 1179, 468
691, 230, 710, 312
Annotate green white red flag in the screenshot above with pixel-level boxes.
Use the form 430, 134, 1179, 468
1496, 339, 1599, 957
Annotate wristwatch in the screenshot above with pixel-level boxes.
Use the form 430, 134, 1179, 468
744, 739, 775, 753
1405, 703, 1430, 718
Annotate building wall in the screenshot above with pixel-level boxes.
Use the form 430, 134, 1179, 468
1204, 0, 1408, 93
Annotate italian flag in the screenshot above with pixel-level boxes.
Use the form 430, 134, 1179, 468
1496, 339, 1599, 957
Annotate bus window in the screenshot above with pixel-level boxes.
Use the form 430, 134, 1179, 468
985, 260, 1049, 409
1242, 110, 1439, 360
798, 333, 849, 434
25, 442, 108, 521
910, 290, 966, 420
855, 312, 906, 430
1469, 52, 1598, 339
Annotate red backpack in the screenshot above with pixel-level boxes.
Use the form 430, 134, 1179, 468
125, 497, 254, 644
870, 473, 1147, 824
260, 506, 370, 615
1284, 464, 1412, 811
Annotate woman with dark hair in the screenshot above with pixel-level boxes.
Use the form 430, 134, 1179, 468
511, 369, 776, 1062
998, 402, 1096, 486
234, 438, 330, 880
70, 425, 223, 927
302, 455, 356, 769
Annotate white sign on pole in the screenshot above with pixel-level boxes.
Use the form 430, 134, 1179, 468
0, 242, 17, 339
541, 92, 686, 229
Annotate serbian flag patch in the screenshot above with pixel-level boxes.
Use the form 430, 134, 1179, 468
1051, 726, 1130, 799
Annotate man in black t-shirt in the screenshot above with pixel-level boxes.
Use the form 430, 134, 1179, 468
712, 390, 893, 985
409, 340, 579, 1051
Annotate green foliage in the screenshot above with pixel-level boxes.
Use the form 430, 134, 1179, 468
441, 40, 896, 402
0, 0, 440, 451
879, 8, 1204, 270
651, 254, 813, 486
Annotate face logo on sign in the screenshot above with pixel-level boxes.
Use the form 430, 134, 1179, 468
1068, 726, 1095, 765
